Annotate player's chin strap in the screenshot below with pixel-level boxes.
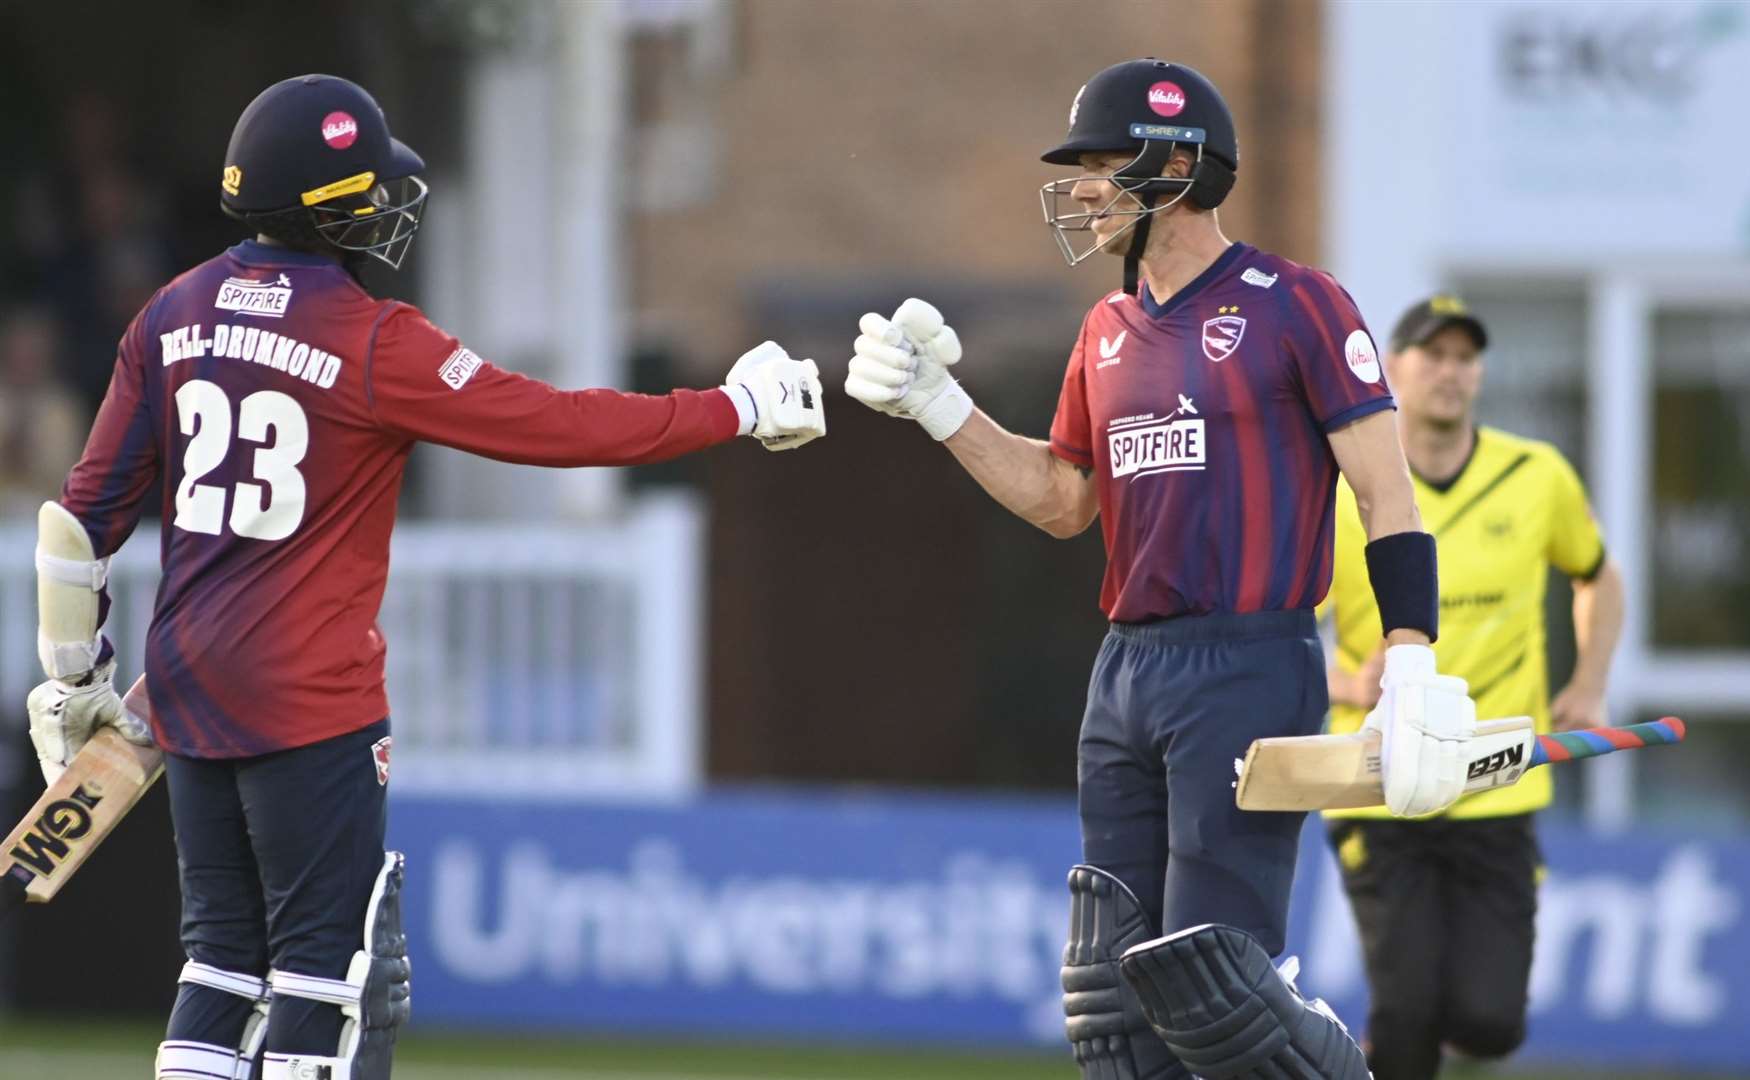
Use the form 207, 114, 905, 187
1123, 212, 1153, 299
1114, 138, 1185, 299
262, 852, 411, 1080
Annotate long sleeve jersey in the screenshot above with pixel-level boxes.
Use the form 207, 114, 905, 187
61, 240, 739, 757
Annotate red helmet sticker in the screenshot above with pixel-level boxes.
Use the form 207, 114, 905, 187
322, 111, 359, 150
1148, 81, 1187, 118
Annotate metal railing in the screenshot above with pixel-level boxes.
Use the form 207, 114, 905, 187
0, 494, 704, 798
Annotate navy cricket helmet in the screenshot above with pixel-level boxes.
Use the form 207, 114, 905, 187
1040, 60, 1238, 280
221, 74, 428, 270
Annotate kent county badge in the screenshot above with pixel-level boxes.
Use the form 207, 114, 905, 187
372, 736, 392, 786
1202, 305, 1246, 362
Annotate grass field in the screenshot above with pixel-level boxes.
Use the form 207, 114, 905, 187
0, 1018, 1730, 1079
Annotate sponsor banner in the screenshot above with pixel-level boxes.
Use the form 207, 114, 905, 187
391, 789, 1750, 1069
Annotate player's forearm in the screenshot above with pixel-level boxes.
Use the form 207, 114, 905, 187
422, 383, 742, 467
1329, 413, 1430, 646
1349, 469, 1422, 541
942, 408, 1096, 538
1569, 557, 1625, 693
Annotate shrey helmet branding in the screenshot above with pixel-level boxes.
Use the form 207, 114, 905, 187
321, 110, 359, 149
1147, 81, 1186, 117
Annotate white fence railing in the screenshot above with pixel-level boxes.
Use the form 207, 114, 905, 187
0, 494, 704, 799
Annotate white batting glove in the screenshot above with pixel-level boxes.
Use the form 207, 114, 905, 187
26, 658, 153, 785
844, 298, 974, 441
1362, 645, 1477, 818
724, 341, 827, 451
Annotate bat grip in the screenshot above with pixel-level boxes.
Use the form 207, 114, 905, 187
1531, 716, 1686, 767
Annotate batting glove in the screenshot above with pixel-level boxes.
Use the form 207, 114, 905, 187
27, 658, 153, 785
1363, 644, 1477, 818
844, 298, 973, 441
724, 341, 826, 451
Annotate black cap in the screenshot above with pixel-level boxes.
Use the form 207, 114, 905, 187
1042, 59, 1238, 173
221, 74, 424, 213
1389, 295, 1489, 353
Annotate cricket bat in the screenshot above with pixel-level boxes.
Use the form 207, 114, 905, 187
0, 676, 163, 919
1235, 715, 1686, 812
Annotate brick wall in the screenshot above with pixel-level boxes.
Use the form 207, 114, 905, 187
627, 0, 1326, 377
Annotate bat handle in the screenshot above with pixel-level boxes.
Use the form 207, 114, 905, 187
1531, 716, 1687, 766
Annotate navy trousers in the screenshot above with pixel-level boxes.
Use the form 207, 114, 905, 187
1078, 610, 1325, 956
163, 718, 390, 1060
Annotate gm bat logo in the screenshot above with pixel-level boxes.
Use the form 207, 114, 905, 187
8, 784, 105, 878
1466, 745, 1525, 781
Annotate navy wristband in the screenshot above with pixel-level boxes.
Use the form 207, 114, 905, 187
1364, 531, 1439, 642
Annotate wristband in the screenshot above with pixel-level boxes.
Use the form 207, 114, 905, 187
1364, 531, 1439, 642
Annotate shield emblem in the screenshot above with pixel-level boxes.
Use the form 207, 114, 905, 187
371, 736, 392, 786
1202, 315, 1246, 362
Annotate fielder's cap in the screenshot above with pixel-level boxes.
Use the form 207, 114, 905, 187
221, 74, 425, 214
1389, 294, 1489, 353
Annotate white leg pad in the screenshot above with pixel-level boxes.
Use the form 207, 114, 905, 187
262, 852, 410, 1080
159, 962, 271, 1079
157, 1040, 256, 1080
180, 960, 268, 1000
263, 1052, 353, 1079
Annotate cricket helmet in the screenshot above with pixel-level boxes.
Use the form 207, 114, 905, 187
1040, 60, 1239, 288
221, 74, 428, 270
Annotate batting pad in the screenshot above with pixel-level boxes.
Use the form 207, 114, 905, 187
1061, 866, 1191, 1080
1118, 924, 1369, 1080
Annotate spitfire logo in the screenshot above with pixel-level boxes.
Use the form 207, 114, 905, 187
438, 347, 484, 390
372, 736, 392, 787
221, 165, 243, 197
1147, 81, 1186, 118
321, 111, 359, 150
1107, 394, 1204, 480
8, 784, 104, 878
1202, 305, 1246, 362
215, 274, 293, 318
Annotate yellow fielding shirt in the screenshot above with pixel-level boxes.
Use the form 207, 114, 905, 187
1322, 427, 1605, 819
